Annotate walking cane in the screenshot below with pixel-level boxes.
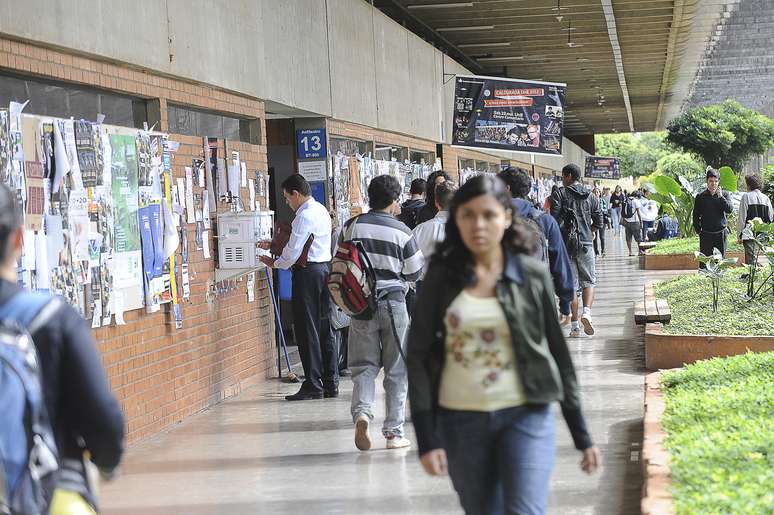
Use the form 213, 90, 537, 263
264, 266, 299, 383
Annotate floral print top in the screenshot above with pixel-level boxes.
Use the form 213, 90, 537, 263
438, 290, 526, 412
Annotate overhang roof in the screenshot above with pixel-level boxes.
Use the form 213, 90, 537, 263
374, 0, 736, 135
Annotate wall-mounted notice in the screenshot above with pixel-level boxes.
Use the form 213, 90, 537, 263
298, 160, 326, 182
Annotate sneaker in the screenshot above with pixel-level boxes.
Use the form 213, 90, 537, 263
386, 436, 412, 450
354, 415, 372, 451
568, 326, 582, 338
581, 310, 595, 336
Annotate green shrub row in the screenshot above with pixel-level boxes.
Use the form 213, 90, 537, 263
649, 236, 742, 256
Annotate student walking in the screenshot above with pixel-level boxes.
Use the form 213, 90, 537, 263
737, 173, 773, 266
609, 185, 625, 236
398, 178, 426, 229
407, 176, 600, 515
639, 190, 658, 241
693, 167, 733, 262
342, 175, 424, 451
592, 188, 606, 257
622, 192, 643, 256
416, 170, 451, 225
413, 181, 457, 280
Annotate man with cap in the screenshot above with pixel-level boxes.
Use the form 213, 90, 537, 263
692, 167, 733, 264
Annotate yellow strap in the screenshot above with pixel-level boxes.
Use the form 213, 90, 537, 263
49, 489, 97, 515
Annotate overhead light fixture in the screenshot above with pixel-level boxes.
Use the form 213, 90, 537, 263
566, 19, 584, 48
407, 2, 474, 9
437, 25, 494, 32
552, 0, 566, 22
476, 56, 524, 62
458, 42, 511, 48
576, 57, 590, 62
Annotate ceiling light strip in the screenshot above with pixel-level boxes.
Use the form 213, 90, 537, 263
600, 0, 635, 132
437, 25, 494, 32
407, 2, 474, 9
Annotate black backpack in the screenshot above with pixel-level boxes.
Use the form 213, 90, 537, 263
621, 198, 636, 219
520, 207, 550, 262
398, 201, 424, 230
561, 208, 583, 257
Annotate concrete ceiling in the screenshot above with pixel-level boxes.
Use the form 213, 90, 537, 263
373, 0, 735, 136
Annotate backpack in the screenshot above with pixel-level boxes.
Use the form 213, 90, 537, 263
521, 207, 550, 262
621, 198, 636, 219
0, 292, 60, 515
398, 201, 424, 230
327, 218, 378, 320
561, 208, 583, 257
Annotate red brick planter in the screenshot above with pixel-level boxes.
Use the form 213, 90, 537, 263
644, 323, 774, 370
642, 252, 744, 270
641, 372, 675, 515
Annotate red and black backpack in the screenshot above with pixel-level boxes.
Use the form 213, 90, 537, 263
327, 218, 377, 320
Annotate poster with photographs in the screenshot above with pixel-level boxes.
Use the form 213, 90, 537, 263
452, 75, 566, 156
75, 120, 98, 187
0, 110, 10, 184
584, 156, 621, 180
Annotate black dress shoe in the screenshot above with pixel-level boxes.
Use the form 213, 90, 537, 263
323, 389, 339, 398
285, 389, 323, 401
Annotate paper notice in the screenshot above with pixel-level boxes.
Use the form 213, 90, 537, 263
114, 292, 126, 325
217, 158, 227, 198
228, 161, 240, 195
247, 272, 255, 303
34, 231, 50, 290
185, 167, 195, 223
202, 230, 211, 259
52, 123, 70, 194
202, 193, 211, 229
248, 179, 255, 211
181, 263, 191, 300
240, 161, 247, 188
176, 177, 186, 220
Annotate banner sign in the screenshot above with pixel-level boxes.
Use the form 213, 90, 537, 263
452, 75, 566, 156
584, 156, 621, 179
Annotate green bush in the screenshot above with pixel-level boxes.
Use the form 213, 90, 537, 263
649, 237, 742, 256
661, 352, 774, 514
654, 268, 774, 336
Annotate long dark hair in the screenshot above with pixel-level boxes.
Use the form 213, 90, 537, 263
433, 175, 539, 287
425, 170, 451, 209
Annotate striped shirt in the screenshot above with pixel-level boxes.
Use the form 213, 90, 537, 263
341, 211, 424, 295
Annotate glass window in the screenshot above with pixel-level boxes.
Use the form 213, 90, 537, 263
475, 160, 490, 173
410, 150, 435, 165
330, 137, 369, 156
167, 103, 258, 143
458, 158, 475, 171
375, 143, 408, 162
0, 71, 146, 127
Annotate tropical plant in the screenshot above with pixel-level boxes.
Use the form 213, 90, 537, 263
595, 132, 671, 178
666, 100, 774, 171
656, 152, 704, 181
694, 248, 738, 312
744, 218, 774, 300
762, 164, 774, 202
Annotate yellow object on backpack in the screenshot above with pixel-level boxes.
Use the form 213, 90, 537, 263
48, 489, 96, 515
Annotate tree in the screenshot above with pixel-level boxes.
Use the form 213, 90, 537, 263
595, 132, 670, 178
656, 152, 705, 180
666, 100, 774, 171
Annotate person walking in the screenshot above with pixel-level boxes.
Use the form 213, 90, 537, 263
398, 178, 426, 229
413, 181, 457, 281
0, 184, 125, 514
609, 185, 625, 236
416, 170, 450, 225
407, 175, 600, 515
621, 192, 643, 256
592, 188, 606, 257
602, 187, 612, 229
260, 174, 338, 401
499, 168, 574, 325
693, 167, 733, 262
550, 164, 602, 338
639, 190, 658, 241
737, 173, 773, 267
342, 175, 424, 451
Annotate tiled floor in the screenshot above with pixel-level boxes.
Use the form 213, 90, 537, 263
101, 231, 683, 514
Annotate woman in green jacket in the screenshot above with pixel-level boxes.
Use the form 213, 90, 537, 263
407, 175, 600, 515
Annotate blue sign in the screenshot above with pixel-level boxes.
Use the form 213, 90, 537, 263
310, 181, 326, 205
296, 128, 327, 159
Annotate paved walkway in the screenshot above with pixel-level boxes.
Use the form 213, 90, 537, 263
101, 231, 681, 515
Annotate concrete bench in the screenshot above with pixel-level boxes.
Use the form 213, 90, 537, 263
639, 241, 658, 252
635, 283, 671, 325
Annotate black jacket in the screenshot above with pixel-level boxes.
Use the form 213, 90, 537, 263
407, 252, 592, 456
693, 189, 732, 234
0, 280, 125, 473
398, 198, 425, 229
415, 203, 438, 225
550, 182, 602, 244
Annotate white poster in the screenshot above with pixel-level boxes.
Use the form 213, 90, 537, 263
298, 160, 326, 182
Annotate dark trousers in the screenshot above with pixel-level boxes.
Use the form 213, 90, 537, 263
593, 228, 605, 256
698, 231, 727, 269
291, 263, 338, 392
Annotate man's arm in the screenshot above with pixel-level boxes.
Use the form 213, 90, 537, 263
60, 307, 125, 471
274, 214, 312, 269
692, 195, 701, 233
737, 194, 748, 239
401, 234, 424, 283
721, 192, 733, 214
543, 216, 574, 316
550, 188, 563, 223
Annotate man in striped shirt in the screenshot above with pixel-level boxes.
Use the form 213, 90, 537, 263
341, 175, 424, 451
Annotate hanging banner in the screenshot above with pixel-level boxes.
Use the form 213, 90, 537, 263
109, 134, 142, 289
451, 75, 566, 156
584, 156, 621, 180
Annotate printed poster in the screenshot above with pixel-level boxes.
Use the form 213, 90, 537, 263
452, 75, 566, 156
109, 134, 142, 289
584, 156, 621, 180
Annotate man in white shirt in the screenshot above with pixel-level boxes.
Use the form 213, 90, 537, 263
639, 190, 659, 241
260, 174, 337, 401
412, 181, 457, 280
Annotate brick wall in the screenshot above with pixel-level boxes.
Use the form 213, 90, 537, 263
1, 36, 276, 444
328, 119, 437, 154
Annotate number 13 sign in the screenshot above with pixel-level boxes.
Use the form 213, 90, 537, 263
296, 128, 327, 160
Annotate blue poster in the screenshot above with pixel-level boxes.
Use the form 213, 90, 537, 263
296, 128, 327, 159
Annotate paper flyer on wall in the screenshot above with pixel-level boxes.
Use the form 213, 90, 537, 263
202, 193, 211, 229
246, 272, 255, 303
248, 179, 255, 211
202, 230, 211, 259
204, 138, 217, 208
60, 119, 84, 190
109, 134, 142, 289
185, 167, 195, 223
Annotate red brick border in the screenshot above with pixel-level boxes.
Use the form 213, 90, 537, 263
642, 252, 744, 270
642, 372, 675, 515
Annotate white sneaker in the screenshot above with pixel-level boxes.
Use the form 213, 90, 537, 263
581, 310, 595, 336
354, 415, 372, 451
569, 326, 582, 338
386, 436, 412, 450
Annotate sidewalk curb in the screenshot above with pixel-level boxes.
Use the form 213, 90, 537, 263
641, 371, 675, 515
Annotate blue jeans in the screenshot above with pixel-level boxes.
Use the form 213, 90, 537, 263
349, 299, 409, 438
439, 405, 556, 515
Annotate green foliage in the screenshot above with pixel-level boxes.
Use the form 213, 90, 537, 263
661, 352, 774, 515
649, 175, 699, 237
656, 152, 704, 181
694, 248, 738, 312
718, 166, 738, 192
654, 267, 774, 335
595, 132, 671, 178
762, 164, 774, 201
744, 218, 774, 300
648, 236, 742, 256
666, 100, 774, 170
